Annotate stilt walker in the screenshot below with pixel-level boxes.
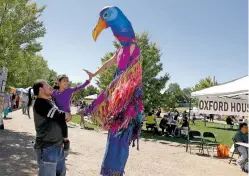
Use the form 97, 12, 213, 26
87, 6, 143, 176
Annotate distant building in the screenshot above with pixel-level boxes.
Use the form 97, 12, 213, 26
82, 94, 98, 105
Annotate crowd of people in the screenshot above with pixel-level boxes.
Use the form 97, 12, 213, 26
1, 5, 247, 176
143, 109, 248, 172
2, 92, 29, 121
144, 109, 190, 137
226, 116, 248, 128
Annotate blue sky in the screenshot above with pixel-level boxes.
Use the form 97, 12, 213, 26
35, 0, 248, 89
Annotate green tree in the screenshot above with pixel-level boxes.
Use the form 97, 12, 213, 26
6, 53, 55, 88
85, 85, 99, 96
71, 82, 86, 101
182, 87, 192, 102
191, 76, 217, 106
96, 32, 170, 112
46, 69, 58, 86
163, 83, 184, 109
192, 76, 216, 92
0, 0, 47, 88
96, 52, 116, 90
0, 0, 46, 64
71, 83, 99, 101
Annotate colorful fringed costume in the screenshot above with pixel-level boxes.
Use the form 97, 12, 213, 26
88, 6, 143, 176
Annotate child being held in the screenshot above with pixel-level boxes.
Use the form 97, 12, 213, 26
52, 73, 92, 150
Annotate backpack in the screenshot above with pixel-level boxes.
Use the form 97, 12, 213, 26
217, 144, 229, 158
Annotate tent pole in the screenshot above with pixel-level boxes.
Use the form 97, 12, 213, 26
189, 98, 191, 120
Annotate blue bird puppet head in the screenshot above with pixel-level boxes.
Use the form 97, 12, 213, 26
92, 6, 135, 46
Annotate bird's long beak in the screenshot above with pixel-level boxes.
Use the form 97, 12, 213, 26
92, 17, 108, 41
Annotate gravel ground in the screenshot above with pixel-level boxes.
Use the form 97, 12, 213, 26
0, 109, 246, 176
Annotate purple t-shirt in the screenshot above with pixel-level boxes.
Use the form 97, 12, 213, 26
52, 80, 90, 113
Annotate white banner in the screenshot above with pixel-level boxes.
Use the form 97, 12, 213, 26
0, 67, 8, 92
198, 97, 249, 116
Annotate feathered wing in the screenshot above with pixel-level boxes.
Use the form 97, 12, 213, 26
88, 45, 143, 132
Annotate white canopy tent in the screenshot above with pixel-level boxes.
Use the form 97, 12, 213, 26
191, 76, 249, 116
82, 94, 98, 105
84, 94, 98, 100
191, 76, 249, 100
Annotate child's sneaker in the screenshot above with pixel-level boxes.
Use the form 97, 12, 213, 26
63, 140, 70, 151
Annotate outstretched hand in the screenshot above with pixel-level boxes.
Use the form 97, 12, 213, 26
65, 113, 72, 122
83, 69, 94, 82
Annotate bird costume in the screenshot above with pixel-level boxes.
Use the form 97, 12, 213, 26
88, 6, 143, 176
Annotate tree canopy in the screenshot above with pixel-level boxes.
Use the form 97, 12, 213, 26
71, 83, 99, 101
192, 76, 216, 92
0, 0, 56, 88
163, 83, 184, 109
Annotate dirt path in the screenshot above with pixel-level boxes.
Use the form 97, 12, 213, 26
0, 109, 245, 176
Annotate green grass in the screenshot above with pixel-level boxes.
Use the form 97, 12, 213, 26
72, 115, 236, 147
175, 107, 188, 113
72, 115, 98, 129
142, 119, 236, 146
189, 121, 237, 146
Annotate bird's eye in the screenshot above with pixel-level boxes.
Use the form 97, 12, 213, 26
103, 12, 108, 18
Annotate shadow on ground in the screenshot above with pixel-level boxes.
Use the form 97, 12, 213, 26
140, 130, 187, 145
0, 129, 37, 176
83, 127, 95, 131
2, 117, 12, 120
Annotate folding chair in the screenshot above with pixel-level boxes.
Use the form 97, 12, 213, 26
146, 123, 156, 132
186, 130, 203, 154
202, 132, 218, 157
229, 138, 241, 164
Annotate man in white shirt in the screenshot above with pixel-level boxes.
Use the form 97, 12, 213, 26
243, 117, 248, 124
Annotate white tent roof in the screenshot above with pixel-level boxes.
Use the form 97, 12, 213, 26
191, 76, 249, 100
84, 94, 98, 100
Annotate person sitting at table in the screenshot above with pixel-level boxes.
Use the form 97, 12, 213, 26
179, 118, 190, 136
174, 109, 179, 121
146, 112, 156, 131
166, 114, 176, 135
240, 116, 248, 124
239, 116, 244, 123
182, 110, 187, 120
181, 118, 189, 128
167, 113, 174, 123
233, 123, 248, 169
226, 116, 234, 128
159, 114, 168, 136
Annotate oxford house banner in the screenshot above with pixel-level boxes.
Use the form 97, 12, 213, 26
198, 97, 248, 116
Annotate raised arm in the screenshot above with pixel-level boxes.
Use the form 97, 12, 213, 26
94, 53, 117, 77
70, 80, 90, 93
84, 52, 117, 78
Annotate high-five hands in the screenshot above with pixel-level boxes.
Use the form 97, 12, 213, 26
83, 69, 94, 82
